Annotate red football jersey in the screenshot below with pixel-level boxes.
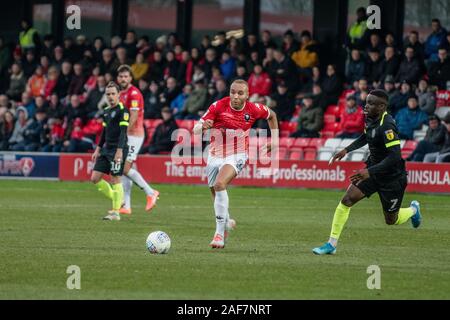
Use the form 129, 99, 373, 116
201, 97, 270, 157
119, 85, 144, 137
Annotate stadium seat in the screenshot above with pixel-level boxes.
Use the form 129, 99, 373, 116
278, 147, 288, 160
303, 148, 317, 160
413, 130, 426, 141
320, 130, 335, 138
339, 138, 356, 148
324, 138, 342, 149
289, 149, 303, 160
308, 138, 326, 149
176, 120, 195, 131
145, 119, 163, 129
323, 122, 340, 133
403, 140, 418, 151
401, 150, 413, 159
325, 105, 341, 117
293, 137, 311, 148
436, 90, 450, 107
350, 151, 366, 162
436, 106, 450, 119
317, 147, 334, 161
280, 137, 295, 148
324, 114, 336, 123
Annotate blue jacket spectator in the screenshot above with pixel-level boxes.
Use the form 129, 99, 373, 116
220, 51, 236, 81
170, 84, 192, 118
345, 49, 366, 85
395, 96, 428, 140
425, 19, 447, 62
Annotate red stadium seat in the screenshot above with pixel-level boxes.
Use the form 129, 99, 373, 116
436, 90, 450, 107
303, 148, 317, 160
308, 138, 326, 149
320, 130, 335, 138
289, 149, 303, 160
144, 119, 163, 129
280, 121, 298, 134
325, 105, 341, 117
293, 138, 310, 148
176, 120, 195, 131
324, 114, 336, 123
278, 147, 288, 160
401, 150, 412, 159
323, 122, 340, 132
403, 140, 418, 151
280, 137, 295, 148
340, 89, 356, 99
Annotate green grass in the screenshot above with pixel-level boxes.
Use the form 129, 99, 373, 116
0, 180, 449, 299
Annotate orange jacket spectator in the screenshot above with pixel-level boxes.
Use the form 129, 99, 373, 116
26, 66, 46, 98
248, 66, 272, 96
291, 31, 319, 69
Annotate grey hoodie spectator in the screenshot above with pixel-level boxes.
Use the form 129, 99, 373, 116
415, 79, 436, 115
9, 106, 33, 150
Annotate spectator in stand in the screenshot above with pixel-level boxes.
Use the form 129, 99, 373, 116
6, 63, 27, 101
66, 94, 86, 123
346, 49, 366, 86
43, 66, 58, 99
231, 64, 248, 83
181, 79, 207, 120
143, 106, 178, 155
18, 91, 35, 118
261, 30, 277, 53
290, 95, 323, 138
291, 30, 319, 71
63, 117, 92, 152
160, 77, 180, 106
220, 50, 236, 82
385, 32, 400, 54
416, 79, 437, 115
131, 53, 149, 82
228, 37, 241, 58
199, 35, 212, 57
123, 30, 138, 59
22, 50, 39, 78
395, 46, 422, 85
51, 46, 64, 70
390, 81, 413, 116
322, 64, 343, 106
282, 29, 300, 57
214, 31, 228, 57
248, 64, 272, 102
54, 60, 72, 99
99, 48, 116, 75
83, 65, 100, 94
47, 93, 66, 120
383, 75, 397, 103
67, 63, 85, 96
423, 112, 450, 163
19, 19, 40, 52
427, 48, 450, 90
310, 84, 328, 112
366, 33, 385, 55
346, 7, 368, 50
164, 50, 180, 80
21, 109, 47, 151
354, 78, 369, 107
408, 114, 446, 162
336, 95, 364, 138
144, 81, 162, 119
243, 33, 263, 58
273, 49, 299, 93
85, 75, 107, 118
380, 46, 400, 83
425, 18, 448, 63
395, 96, 428, 140
147, 51, 165, 83
301, 66, 321, 94
269, 82, 295, 122
203, 48, 220, 82
192, 64, 206, 84
26, 65, 46, 98
8, 106, 33, 151
404, 30, 425, 61
0, 110, 15, 150
40, 55, 50, 74
177, 50, 194, 85
34, 95, 48, 116
92, 37, 105, 64
170, 83, 192, 119
0, 95, 11, 118
213, 79, 228, 101
41, 117, 65, 152
366, 49, 384, 88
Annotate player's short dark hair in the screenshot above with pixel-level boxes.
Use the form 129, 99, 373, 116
117, 64, 132, 75
369, 89, 389, 103
106, 81, 120, 92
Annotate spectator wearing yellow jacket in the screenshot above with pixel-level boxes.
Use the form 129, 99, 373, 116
291, 30, 319, 69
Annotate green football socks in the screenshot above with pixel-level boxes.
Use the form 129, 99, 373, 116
96, 179, 113, 200
112, 183, 124, 211
329, 202, 351, 246
395, 207, 415, 225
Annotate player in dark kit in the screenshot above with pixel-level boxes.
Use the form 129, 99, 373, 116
313, 89, 423, 255
90, 81, 129, 221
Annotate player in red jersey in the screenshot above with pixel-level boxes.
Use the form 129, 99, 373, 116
193, 79, 279, 248
116, 65, 159, 214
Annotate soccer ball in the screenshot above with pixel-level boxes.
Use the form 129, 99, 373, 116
146, 231, 171, 254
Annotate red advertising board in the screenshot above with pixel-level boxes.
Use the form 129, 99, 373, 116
59, 154, 450, 193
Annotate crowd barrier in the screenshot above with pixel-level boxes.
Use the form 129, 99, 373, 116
1, 152, 449, 193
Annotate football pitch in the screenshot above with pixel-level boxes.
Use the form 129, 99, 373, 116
1, 180, 449, 300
